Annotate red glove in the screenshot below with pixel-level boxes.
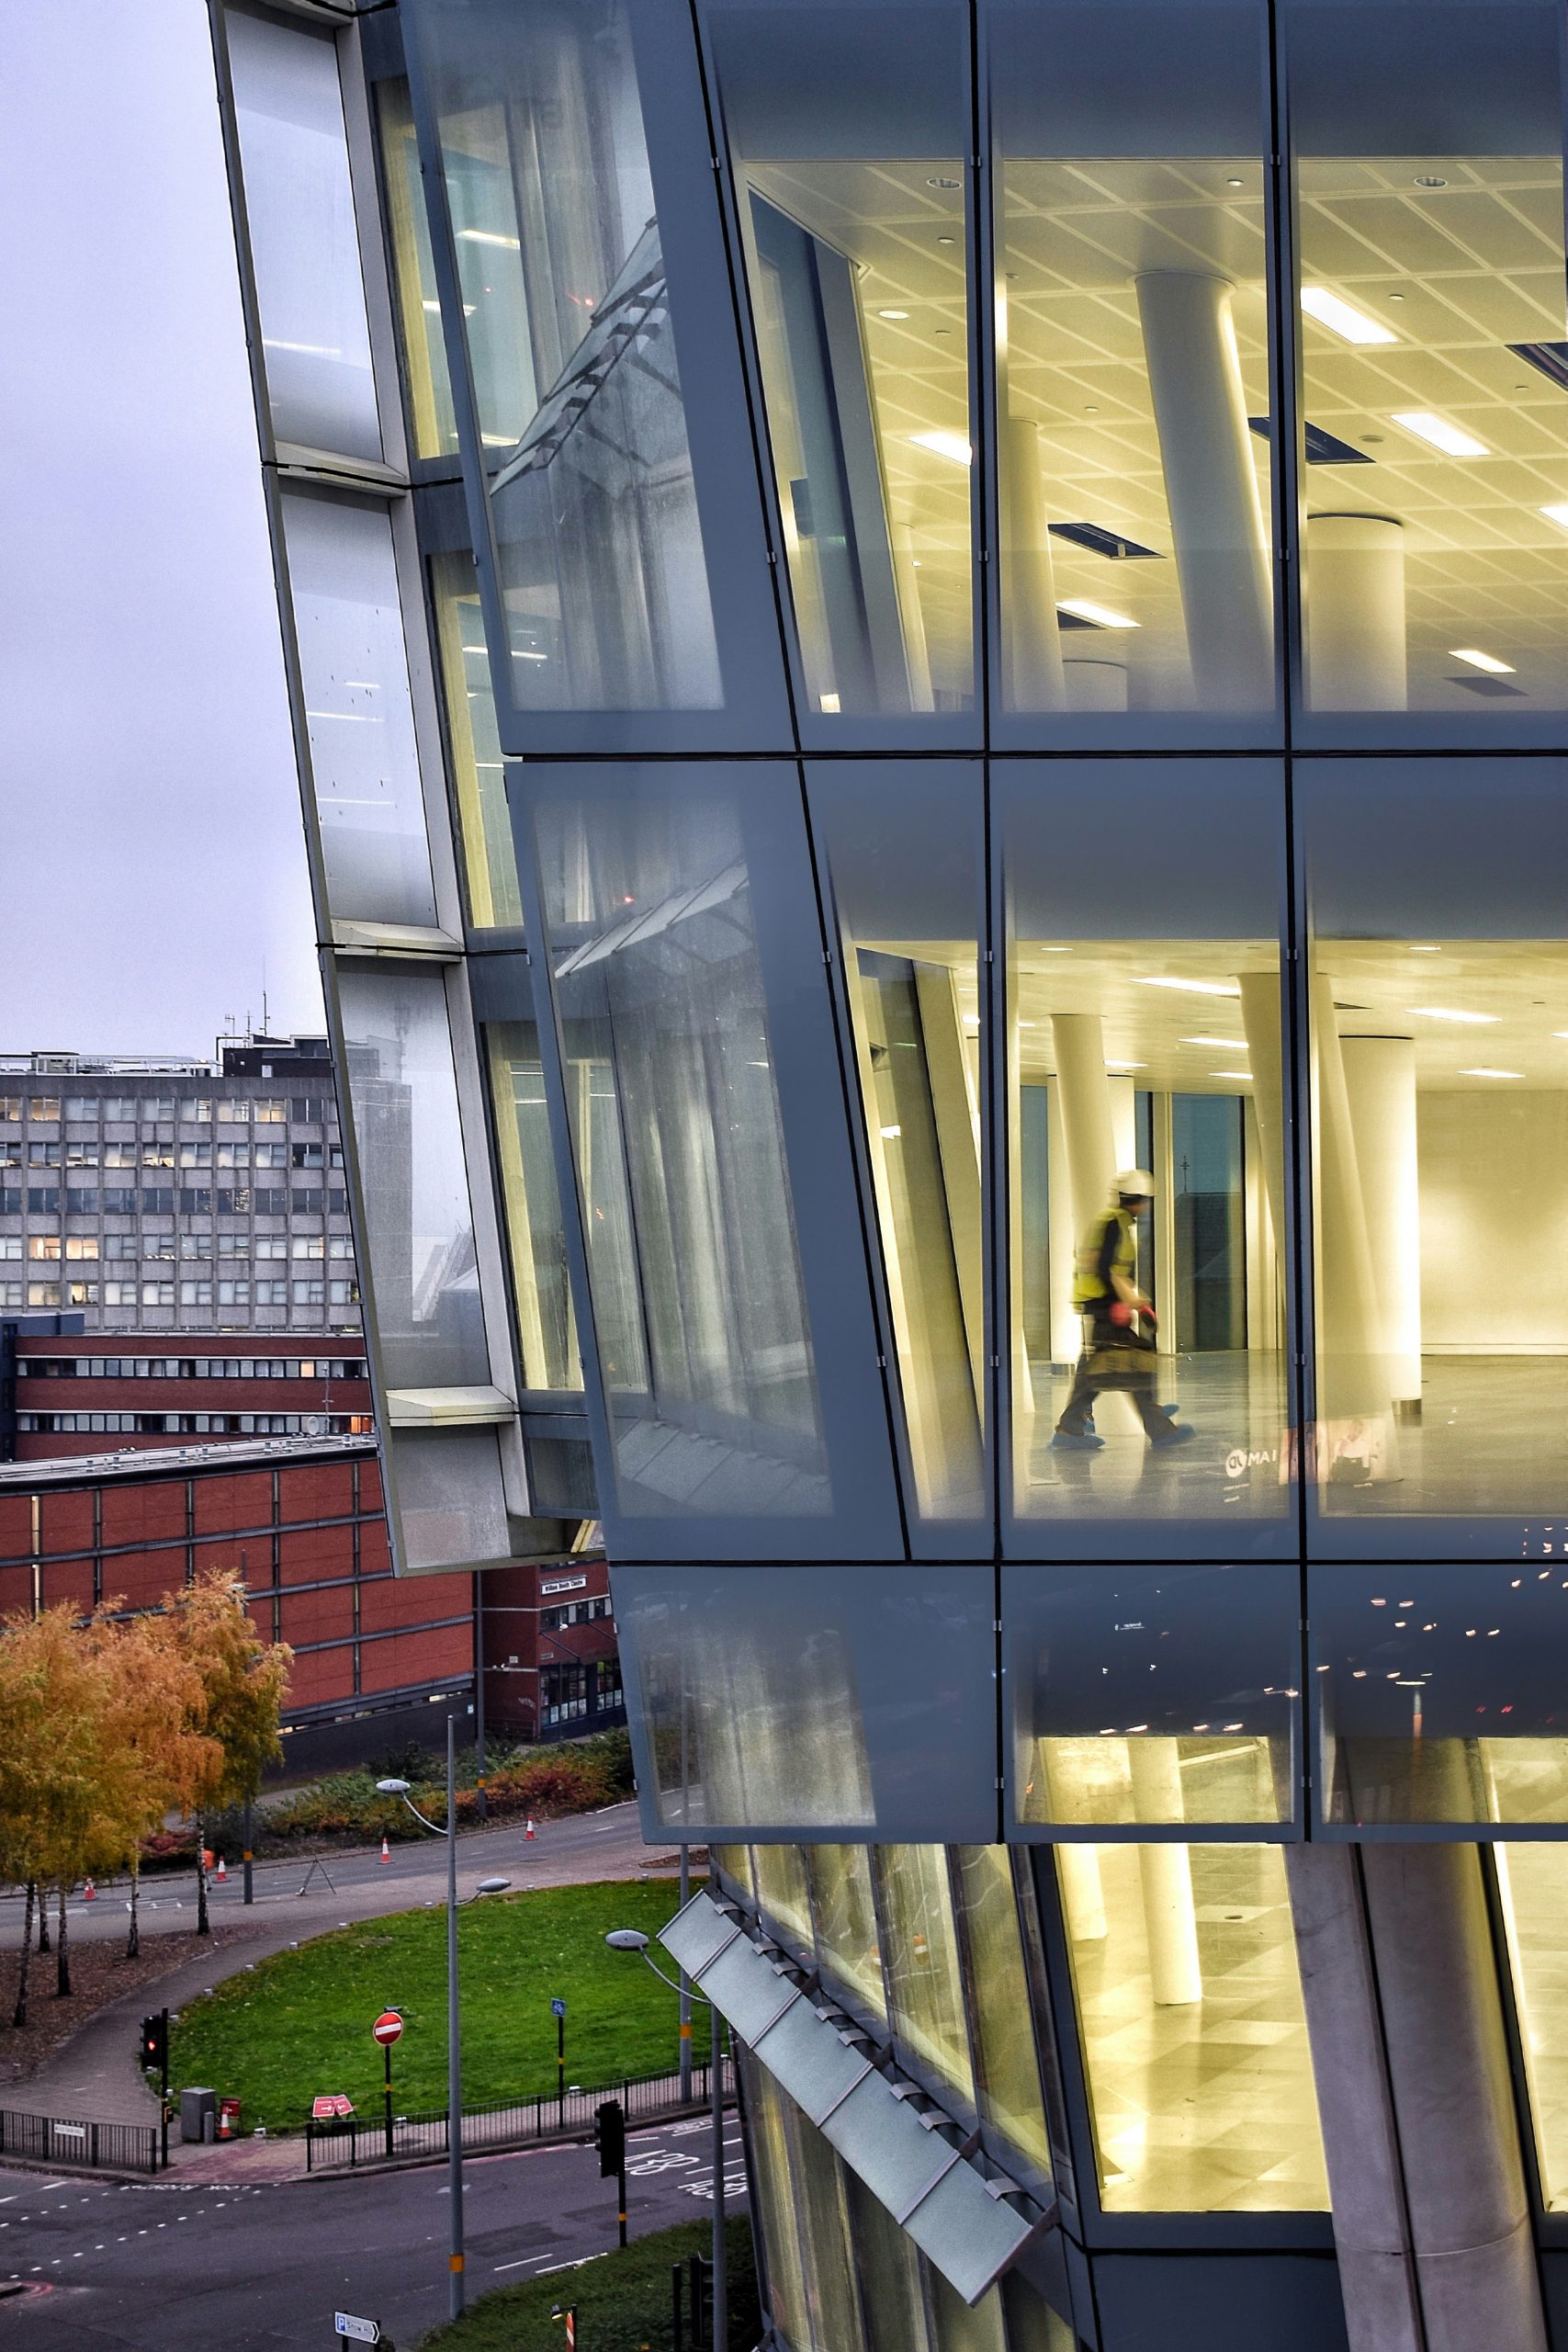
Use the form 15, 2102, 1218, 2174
1109, 1301, 1132, 1327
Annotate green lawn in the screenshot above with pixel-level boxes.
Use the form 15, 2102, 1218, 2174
415, 2218, 759, 2351
168, 1881, 688, 2132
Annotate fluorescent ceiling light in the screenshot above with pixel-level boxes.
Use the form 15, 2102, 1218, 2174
457, 228, 521, 250
878, 308, 909, 320
1541, 503, 1568, 534
1300, 287, 1396, 346
1106, 1060, 1146, 1070
1181, 1036, 1247, 1049
1210, 1069, 1253, 1080
1408, 944, 1442, 953
1056, 597, 1138, 629
910, 430, 973, 465
1449, 647, 1515, 674
1459, 1068, 1522, 1079
1415, 1006, 1495, 1024
1137, 977, 1242, 998
1393, 411, 1489, 458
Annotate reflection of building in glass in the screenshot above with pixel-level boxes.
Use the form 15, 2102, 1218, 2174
212, 1, 1568, 2344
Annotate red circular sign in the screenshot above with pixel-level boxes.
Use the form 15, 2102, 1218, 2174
372, 2010, 403, 2046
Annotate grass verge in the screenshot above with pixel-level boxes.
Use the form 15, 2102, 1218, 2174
168, 1880, 686, 2131
415, 2218, 759, 2350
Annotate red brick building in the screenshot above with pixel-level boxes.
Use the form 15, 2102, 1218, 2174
7, 1330, 373, 1461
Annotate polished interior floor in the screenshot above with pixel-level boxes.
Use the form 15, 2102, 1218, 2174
1065, 1844, 1329, 2214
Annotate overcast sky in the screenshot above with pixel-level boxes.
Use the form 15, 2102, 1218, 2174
0, 0, 322, 1061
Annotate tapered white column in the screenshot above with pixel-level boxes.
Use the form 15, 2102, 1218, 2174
1129, 1740, 1201, 2007
1237, 972, 1287, 1267
1001, 418, 1067, 711
892, 522, 936, 713
1313, 977, 1398, 1474
1057, 1844, 1108, 1943
1306, 514, 1406, 712
1135, 271, 1273, 711
1046, 1080, 1081, 1366
1052, 1015, 1144, 1430
1342, 1036, 1421, 1415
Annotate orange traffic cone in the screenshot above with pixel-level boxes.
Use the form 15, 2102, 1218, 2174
525, 1817, 536, 1841
83, 1879, 96, 1902
216, 1856, 227, 1883
380, 1837, 391, 1864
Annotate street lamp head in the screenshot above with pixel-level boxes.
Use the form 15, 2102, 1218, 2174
376, 1777, 412, 1793
604, 1928, 650, 1952
475, 1876, 512, 1896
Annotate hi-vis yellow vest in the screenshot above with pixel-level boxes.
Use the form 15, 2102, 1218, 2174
1072, 1205, 1136, 1309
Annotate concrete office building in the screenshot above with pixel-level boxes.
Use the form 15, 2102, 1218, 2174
209, 1, 1568, 2346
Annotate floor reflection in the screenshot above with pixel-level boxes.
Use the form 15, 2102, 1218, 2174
1023, 1348, 1289, 1517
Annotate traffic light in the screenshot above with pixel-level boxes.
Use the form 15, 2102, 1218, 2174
140, 2013, 168, 2075
595, 2098, 626, 2180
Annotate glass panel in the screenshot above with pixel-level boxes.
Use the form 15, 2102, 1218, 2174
408, 0, 723, 709
807, 1844, 888, 2024
282, 492, 438, 928
1059, 1842, 1328, 2211
710, 1843, 753, 1895
1287, 0, 1568, 725
988, 0, 1276, 724
389, 1424, 508, 1569
1496, 1842, 1568, 2209
336, 962, 490, 1385
953, 1848, 1052, 2179
874, 1845, 975, 2106
1001, 762, 1291, 1545
705, 0, 975, 719
617, 1564, 997, 1839
482, 1013, 581, 1392
845, 2168, 933, 2352
753, 1841, 815, 1953
376, 77, 459, 461
1000, 2274, 1077, 2352
809, 764, 984, 1532
927, 2267, 1007, 2352
227, 10, 381, 461
1007, 1563, 1297, 1829
529, 766, 826, 1518
431, 551, 522, 928
786, 2093, 869, 2352
1303, 763, 1568, 1539
747, 2056, 816, 2352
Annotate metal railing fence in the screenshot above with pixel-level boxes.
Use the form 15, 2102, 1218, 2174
0, 2106, 160, 2175
306, 2053, 734, 2172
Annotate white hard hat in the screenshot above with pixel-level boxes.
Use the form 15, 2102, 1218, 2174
1113, 1168, 1156, 1199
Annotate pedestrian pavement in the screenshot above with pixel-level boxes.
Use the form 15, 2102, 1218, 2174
2, 1804, 682, 2157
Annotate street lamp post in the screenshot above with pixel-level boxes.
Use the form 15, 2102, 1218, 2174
377, 1741, 510, 2324
605, 1928, 728, 2352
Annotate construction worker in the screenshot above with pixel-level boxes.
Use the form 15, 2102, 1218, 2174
1052, 1169, 1196, 1451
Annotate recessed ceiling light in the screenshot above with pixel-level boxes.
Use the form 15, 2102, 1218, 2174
1541, 503, 1568, 534
910, 430, 972, 465
1393, 411, 1488, 458
1459, 1068, 1522, 1080
1137, 977, 1242, 998
1415, 1007, 1496, 1024
1413, 175, 1448, 188
1055, 597, 1138, 629
1301, 287, 1397, 346
926, 175, 962, 189
1450, 647, 1515, 674
1180, 1035, 1247, 1048
877, 308, 909, 321
1226, 176, 1244, 187
937, 234, 956, 245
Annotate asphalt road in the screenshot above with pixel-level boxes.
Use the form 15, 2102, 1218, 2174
0, 2112, 748, 2347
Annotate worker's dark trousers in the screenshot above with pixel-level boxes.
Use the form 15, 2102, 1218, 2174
1055, 1311, 1170, 1438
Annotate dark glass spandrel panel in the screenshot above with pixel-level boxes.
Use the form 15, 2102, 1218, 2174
953, 1848, 1053, 2182
1314, 1561, 1568, 1828
1284, 0, 1568, 736
705, 0, 976, 724
336, 963, 490, 1388
615, 1564, 997, 1840
1005, 1562, 1298, 1830
431, 550, 524, 931
999, 761, 1292, 1554
987, 0, 1278, 735
405, 0, 722, 712
808, 764, 985, 1537
874, 1845, 976, 2108
1301, 761, 1568, 1548
377, 78, 459, 462
227, 10, 382, 462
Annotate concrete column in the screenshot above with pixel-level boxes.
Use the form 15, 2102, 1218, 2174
1001, 418, 1067, 711
1064, 657, 1129, 711
1342, 1036, 1422, 1415
1045, 1080, 1081, 1368
1312, 975, 1399, 1476
1237, 972, 1287, 1258
1360, 1843, 1549, 2352
1135, 271, 1274, 712
1128, 1743, 1201, 2007
1057, 1844, 1108, 1943
1243, 1092, 1280, 1355
1306, 514, 1407, 712
1052, 1012, 1140, 1432
892, 521, 936, 713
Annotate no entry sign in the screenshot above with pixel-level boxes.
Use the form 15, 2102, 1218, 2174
372, 2010, 404, 2047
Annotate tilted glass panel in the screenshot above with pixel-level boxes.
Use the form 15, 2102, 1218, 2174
845, 2168, 934, 2352
336, 963, 490, 1386
1000, 761, 1291, 1550
1495, 1842, 1568, 2209
809, 763, 985, 1533
746, 2054, 817, 2352
807, 1844, 889, 2024
705, 0, 975, 721
987, 0, 1277, 730
227, 10, 382, 461
753, 1841, 816, 1955
926, 2263, 1008, 2352
874, 1846, 976, 2108
407, 0, 722, 711
710, 1843, 753, 1896
479, 1012, 581, 1394
388, 1423, 508, 1570
1286, 0, 1568, 731
784, 2088, 870, 2352
1000, 2274, 1077, 2352
376, 77, 459, 462
953, 1847, 1053, 2180
1057, 1842, 1328, 2211
1302, 761, 1568, 1545
281, 492, 438, 929
431, 552, 522, 929
1007, 1563, 1298, 1831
